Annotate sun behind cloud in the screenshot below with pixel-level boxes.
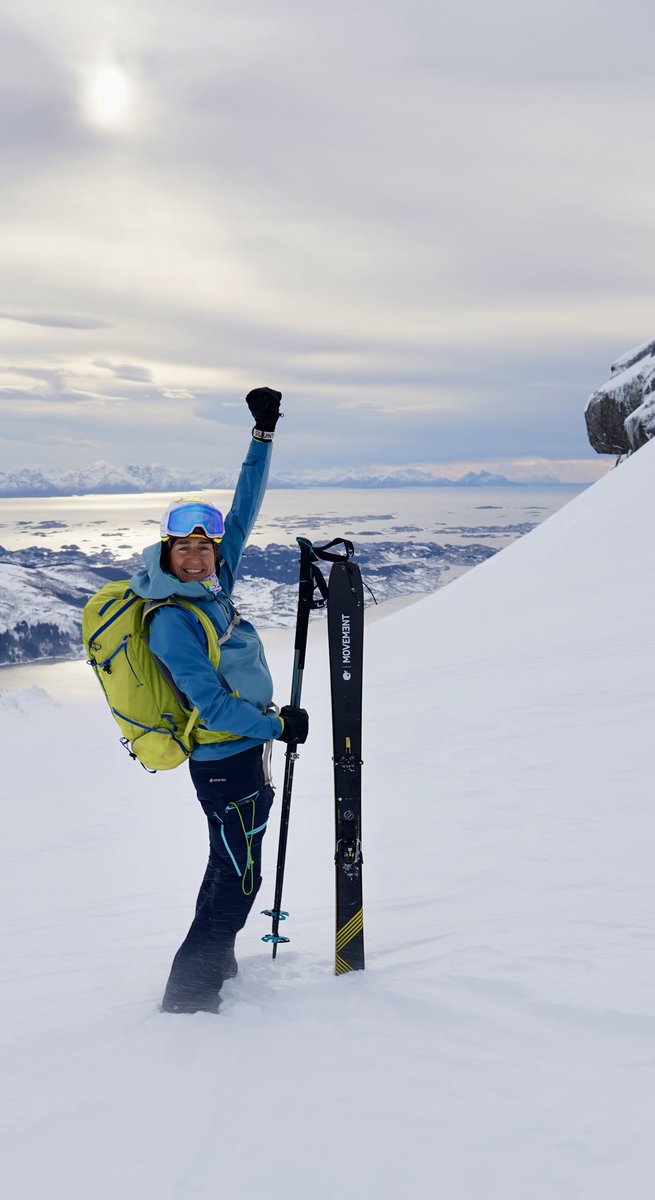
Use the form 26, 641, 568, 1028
82, 64, 133, 130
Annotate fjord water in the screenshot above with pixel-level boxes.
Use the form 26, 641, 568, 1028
0, 485, 581, 554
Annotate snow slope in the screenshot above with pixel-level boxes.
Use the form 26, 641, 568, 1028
2, 443, 655, 1199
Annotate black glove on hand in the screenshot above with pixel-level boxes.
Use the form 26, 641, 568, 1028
246, 387, 283, 441
278, 705, 309, 745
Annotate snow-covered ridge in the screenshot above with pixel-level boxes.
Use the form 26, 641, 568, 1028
0, 462, 567, 497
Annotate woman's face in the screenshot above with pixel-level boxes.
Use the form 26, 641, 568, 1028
168, 536, 217, 583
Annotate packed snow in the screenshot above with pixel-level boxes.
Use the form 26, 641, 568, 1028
2, 442, 655, 1199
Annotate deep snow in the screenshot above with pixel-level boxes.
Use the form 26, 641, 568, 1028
2, 443, 655, 1199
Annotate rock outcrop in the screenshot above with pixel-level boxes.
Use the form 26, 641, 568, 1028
585, 340, 655, 455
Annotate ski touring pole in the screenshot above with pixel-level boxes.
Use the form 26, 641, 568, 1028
262, 537, 327, 957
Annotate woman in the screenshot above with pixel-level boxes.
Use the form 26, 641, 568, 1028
130, 387, 308, 1013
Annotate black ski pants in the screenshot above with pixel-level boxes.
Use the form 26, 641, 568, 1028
161, 746, 274, 1013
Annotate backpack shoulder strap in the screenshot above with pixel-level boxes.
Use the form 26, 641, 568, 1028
175, 599, 224, 668
143, 597, 235, 670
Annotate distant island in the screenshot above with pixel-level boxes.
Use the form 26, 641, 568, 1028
0, 463, 582, 498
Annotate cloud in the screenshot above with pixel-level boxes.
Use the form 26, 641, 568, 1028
93, 360, 153, 382
5, 366, 66, 388
0, 386, 105, 405
0, 0, 653, 477
0, 311, 111, 330
0, 16, 87, 173
0, 317, 619, 474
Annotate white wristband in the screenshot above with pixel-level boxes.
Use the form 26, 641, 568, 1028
252, 426, 275, 442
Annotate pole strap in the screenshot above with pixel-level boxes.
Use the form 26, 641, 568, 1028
296, 537, 355, 611
308, 537, 355, 562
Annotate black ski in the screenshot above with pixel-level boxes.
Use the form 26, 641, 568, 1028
327, 553, 365, 974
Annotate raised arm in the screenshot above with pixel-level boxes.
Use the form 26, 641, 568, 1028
219, 388, 283, 595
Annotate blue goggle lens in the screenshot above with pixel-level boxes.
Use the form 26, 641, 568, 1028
164, 503, 225, 540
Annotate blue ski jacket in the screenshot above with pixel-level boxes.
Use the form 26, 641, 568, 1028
130, 438, 283, 760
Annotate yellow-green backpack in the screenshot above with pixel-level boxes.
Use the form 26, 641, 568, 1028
83, 581, 226, 771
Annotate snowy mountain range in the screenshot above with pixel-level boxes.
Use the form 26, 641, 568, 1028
0, 462, 567, 497
0, 536, 499, 665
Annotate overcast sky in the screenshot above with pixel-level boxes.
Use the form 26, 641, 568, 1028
2, 0, 654, 481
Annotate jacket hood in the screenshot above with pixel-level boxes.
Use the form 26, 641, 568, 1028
130, 542, 215, 601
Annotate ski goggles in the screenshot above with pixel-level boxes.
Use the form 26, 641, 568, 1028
160, 500, 225, 541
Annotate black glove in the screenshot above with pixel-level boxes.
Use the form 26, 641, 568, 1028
278, 705, 309, 745
246, 387, 283, 441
